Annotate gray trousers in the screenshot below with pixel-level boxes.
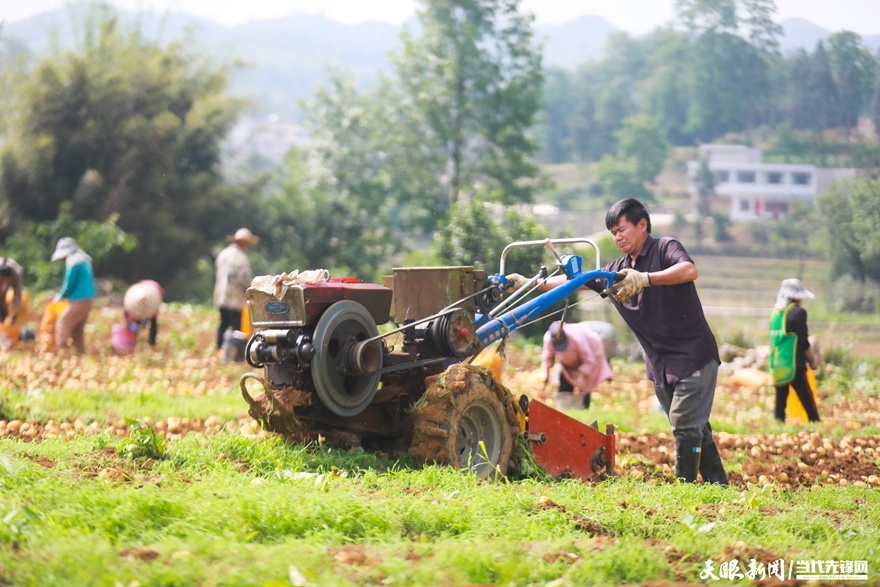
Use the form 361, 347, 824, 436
653, 360, 719, 446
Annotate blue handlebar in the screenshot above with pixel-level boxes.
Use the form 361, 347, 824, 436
475, 269, 621, 346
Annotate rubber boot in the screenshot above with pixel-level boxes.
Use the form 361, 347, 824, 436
699, 439, 728, 486
674, 439, 702, 483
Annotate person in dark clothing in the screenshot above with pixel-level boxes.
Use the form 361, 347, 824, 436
769, 279, 820, 422
511, 198, 728, 485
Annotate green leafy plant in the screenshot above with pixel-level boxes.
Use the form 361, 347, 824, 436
0, 505, 43, 545
0, 396, 13, 422
512, 435, 553, 482
117, 418, 166, 459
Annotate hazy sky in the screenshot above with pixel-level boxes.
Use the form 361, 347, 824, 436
3, 0, 879, 36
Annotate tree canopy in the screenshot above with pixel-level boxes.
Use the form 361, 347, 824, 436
0, 3, 247, 297
819, 176, 880, 284
538, 0, 880, 164
275, 0, 547, 279
393, 0, 544, 213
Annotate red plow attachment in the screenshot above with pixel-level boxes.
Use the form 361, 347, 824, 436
526, 399, 616, 479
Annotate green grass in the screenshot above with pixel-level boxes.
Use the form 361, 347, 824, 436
2, 432, 878, 586
1, 386, 246, 425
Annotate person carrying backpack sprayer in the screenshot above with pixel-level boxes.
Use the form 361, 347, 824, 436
769, 278, 820, 423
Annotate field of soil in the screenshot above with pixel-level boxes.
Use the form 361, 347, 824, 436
2, 299, 878, 490
501, 346, 880, 489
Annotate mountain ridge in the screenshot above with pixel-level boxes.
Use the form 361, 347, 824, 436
3, 9, 878, 120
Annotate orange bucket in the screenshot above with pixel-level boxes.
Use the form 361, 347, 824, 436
0, 323, 19, 350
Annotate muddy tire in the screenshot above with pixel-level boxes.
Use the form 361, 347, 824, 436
409, 363, 520, 478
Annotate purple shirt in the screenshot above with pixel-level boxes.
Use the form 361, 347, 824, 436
601, 236, 719, 386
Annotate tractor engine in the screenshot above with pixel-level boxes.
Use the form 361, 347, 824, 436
245, 277, 391, 374
242, 268, 502, 423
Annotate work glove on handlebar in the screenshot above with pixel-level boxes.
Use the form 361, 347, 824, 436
505, 273, 530, 291
610, 268, 650, 302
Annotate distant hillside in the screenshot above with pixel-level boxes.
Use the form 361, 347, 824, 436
2, 10, 877, 129
780, 17, 880, 53
1, 9, 399, 121
222, 15, 400, 119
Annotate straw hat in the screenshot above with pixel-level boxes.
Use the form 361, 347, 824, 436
124, 281, 163, 320
774, 278, 815, 310
227, 227, 260, 245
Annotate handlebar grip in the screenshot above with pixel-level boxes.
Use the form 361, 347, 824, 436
614, 272, 627, 283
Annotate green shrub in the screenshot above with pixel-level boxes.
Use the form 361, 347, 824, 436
827, 275, 880, 313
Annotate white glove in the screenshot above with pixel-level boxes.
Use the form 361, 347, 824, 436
611, 268, 650, 302
505, 273, 529, 291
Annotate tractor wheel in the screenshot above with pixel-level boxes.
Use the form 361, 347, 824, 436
409, 363, 520, 479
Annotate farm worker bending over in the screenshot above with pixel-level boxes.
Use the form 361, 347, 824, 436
214, 227, 259, 352
51, 237, 96, 353
769, 278, 820, 423
511, 198, 727, 485
542, 320, 612, 410
123, 279, 164, 347
0, 257, 29, 326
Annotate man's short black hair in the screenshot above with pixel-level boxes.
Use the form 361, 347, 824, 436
605, 198, 652, 234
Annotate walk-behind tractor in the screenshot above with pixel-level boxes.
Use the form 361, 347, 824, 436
240, 238, 621, 479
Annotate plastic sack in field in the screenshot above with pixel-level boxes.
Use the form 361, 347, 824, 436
787, 367, 819, 423
38, 299, 67, 353
240, 302, 253, 337
249, 269, 330, 300
111, 322, 137, 353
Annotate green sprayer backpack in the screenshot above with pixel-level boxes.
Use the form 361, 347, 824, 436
769, 303, 797, 386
